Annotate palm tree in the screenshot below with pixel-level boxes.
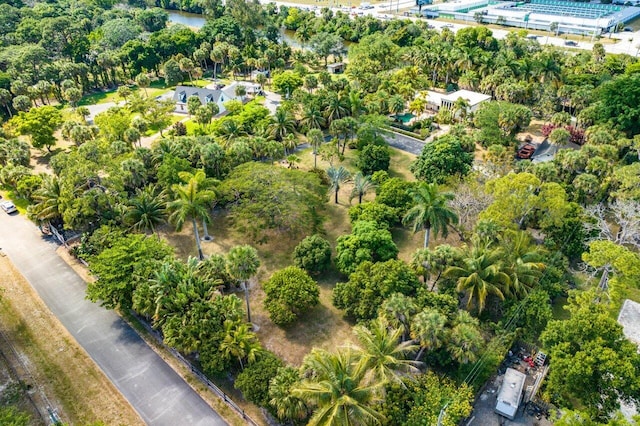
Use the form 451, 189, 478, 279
126, 185, 167, 238
444, 245, 511, 314
301, 105, 326, 130
168, 170, 216, 260
219, 320, 262, 370
380, 294, 416, 341
499, 231, 545, 299
269, 107, 297, 142
349, 172, 375, 204
388, 95, 405, 121
326, 166, 350, 204
353, 318, 420, 386
307, 129, 324, 168
402, 183, 459, 248
226, 245, 260, 323
324, 92, 347, 125
293, 348, 385, 426
268, 368, 309, 423
410, 308, 447, 361
28, 175, 62, 224
448, 322, 483, 364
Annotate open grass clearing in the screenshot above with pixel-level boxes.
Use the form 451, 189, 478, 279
0, 255, 143, 426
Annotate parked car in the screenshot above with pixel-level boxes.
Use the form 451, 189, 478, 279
1, 201, 17, 214
564, 40, 578, 46
517, 144, 536, 159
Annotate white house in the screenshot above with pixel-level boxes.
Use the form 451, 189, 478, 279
172, 85, 239, 115
495, 368, 526, 420
425, 89, 491, 114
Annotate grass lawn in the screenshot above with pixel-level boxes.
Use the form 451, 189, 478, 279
78, 80, 172, 107
0, 256, 143, 425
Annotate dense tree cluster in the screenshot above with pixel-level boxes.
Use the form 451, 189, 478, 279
2, 0, 640, 424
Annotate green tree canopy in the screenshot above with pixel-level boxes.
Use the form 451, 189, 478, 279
335, 220, 399, 275
410, 135, 473, 184
263, 266, 320, 325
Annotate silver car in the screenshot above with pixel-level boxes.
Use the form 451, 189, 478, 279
1, 201, 17, 214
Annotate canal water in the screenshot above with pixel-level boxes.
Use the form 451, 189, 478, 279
166, 10, 305, 48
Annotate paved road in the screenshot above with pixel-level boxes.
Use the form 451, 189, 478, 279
384, 131, 425, 155
0, 214, 227, 426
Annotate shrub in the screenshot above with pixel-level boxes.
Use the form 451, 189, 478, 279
235, 351, 284, 407
348, 202, 398, 228
335, 220, 398, 275
263, 266, 320, 326
293, 235, 332, 274
356, 143, 390, 175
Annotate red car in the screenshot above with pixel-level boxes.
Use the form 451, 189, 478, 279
517, 144, 536, 159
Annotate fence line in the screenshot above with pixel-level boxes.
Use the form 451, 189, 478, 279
132, 313, 260, 426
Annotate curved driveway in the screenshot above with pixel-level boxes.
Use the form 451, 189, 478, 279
0, 213, 227, 426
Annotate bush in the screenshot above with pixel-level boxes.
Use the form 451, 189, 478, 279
293, 235, 332, 274
410, 134, 473, 184
335, 220, 398, 275
348, 202, 398, 228
263, 266, 320, 326
375, 177, 414, 216
235, 351, 284, 407
333, 259, 420, 320
356, 144, 390, 175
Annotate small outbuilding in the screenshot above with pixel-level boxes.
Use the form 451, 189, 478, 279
495, 368, 526, 420
327, 62, 345, 74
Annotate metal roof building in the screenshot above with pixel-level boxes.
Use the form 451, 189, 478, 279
495, 368, 526, 420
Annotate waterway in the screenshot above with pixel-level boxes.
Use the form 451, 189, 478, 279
166, 10, 305, 48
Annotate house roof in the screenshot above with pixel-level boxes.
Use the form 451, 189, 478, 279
496, 368, 526, 415
618, 299, 640, 347
327, 62, 345, 69
173, 86, 222, 105
427, 89, 491, 106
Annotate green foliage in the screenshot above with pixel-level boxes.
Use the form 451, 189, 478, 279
235, 351, 284, 407
381, 372, 473, 426
541, 291, 640, 420
263, 266, 320, 325
348, 202, 398, 228
473, 101, 532, 147
87, 234, 173, 309
10, 106, 62, 150
0, 138, 30, 166
594, 73, 640, 136
219, 163, 324, 242
508, 289, 552, 342
357, 144, 390, 176
375, 177, 414, 216
333, 259, 419, 321
0, 407, 30, 426
335, 220, 399, 275
268, 366, 308, 423
411, 135, 473, 184
482, 172, 569, 229
293, 234, 332, 275
272, 70, 303, 96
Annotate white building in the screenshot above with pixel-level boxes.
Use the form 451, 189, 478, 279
495, 368, 527, 420
425, 89, 491, 114
172, 84, 240, 115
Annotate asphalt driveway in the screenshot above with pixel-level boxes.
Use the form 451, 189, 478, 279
0, 213, 227, 426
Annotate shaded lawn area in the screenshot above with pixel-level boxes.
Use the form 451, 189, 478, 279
78, 80, 171, 106
161, 147, 426, 365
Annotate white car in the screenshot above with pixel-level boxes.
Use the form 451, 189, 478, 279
1, 201, 17, 214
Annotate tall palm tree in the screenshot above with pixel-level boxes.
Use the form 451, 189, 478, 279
353, 318, 420, 385
219, 320, 262, 370
28, 175, 62, 224
349, 172, 375, 204
324, 92, 347, 125
410, 308, 447, 361
307, 129, 324, 168
168, 170, 216, 260
448, 322, 483, 364
402, 183, 459, 248
226, 245, 260, 323
293, 348, 385, 426
444, 245, 511, 314
326, 166, 350, 204
269, 107, 297, 142
125, 185, 167, 238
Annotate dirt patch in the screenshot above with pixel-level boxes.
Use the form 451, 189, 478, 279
0, 254, 143, 426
